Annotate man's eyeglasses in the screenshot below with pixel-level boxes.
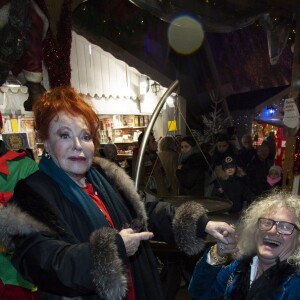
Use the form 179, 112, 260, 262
258, 218, 298, 235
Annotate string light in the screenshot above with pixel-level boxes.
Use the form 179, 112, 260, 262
293, 130, 300, 175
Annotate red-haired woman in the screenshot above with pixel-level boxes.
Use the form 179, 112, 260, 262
0, 87, 234, 300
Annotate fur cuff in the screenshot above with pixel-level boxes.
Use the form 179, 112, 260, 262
90, 228, 128, 299
172, 201, 207, 255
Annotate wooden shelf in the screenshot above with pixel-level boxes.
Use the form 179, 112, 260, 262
112, 126, 146, 130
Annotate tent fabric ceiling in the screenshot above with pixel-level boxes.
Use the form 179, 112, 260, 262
70, 30, 173, 100
128, 0, 299, 32
226, 85, 289, 111
70, 31, 141, 99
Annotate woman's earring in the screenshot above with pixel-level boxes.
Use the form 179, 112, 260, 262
44, 150, 51, 159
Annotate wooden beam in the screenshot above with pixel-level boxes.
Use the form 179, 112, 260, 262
44, 0, 85, 38
282, 13, 300, 191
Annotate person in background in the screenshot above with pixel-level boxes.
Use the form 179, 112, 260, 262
174, 134, 182, 153
0, 87, 235, 300
158, 136, 179, 196
247, 143, 272, 196
266, 131, 277, 165
189, 190, 300, 300
211, 134, 237, 170
176, 136, 209, 196
212, 156, 256, 216
131, 132, 143, 159
132, 131, 171, 197
0, 140, 39, 300
227, 126, 240, 151
237, 134, 257, 173
100, 143, 120, 165
266, 165, 282, 189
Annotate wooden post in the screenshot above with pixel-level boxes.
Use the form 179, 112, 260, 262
282, 13, 300, 192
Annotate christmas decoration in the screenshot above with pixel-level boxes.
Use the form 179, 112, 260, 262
36, 0, 72, 88
0, 0, 31, 84
293, 129, 300, 175
72, 0, 150, 43
192, 97, 230, 144
0, 0, 51, 111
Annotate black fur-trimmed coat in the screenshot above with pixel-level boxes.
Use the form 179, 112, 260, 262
0, 157, 207, 300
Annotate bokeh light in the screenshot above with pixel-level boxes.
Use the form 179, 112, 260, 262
168, 15, 205, 55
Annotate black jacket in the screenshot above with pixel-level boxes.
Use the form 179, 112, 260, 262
176, 152, 209, 196
213, 166, 256, 213
0, 157, 208, 300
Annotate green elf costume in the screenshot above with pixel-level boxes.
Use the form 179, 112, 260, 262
0, 140, 39, 299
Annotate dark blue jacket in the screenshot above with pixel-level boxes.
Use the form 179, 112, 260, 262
189, 249, 300, 300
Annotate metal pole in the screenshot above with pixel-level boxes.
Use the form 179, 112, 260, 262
134, 80, 180, 191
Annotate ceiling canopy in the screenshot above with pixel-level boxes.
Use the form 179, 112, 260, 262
128, 0, 299, 32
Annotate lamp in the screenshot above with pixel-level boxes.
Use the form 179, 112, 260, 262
151, 81, 160, 95
0, 73, 27, 93
166, 95, 175, 107
293, 77, 300, 89
267, 105, 276, 116
5, 74, 21, 87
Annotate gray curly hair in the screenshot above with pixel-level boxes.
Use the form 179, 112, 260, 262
236, 189, 300, 267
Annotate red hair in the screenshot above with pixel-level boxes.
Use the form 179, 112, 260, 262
33, 86, 100, 144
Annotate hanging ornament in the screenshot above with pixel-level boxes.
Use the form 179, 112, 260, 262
36, 0, 72, 88
293, 129, 300, 175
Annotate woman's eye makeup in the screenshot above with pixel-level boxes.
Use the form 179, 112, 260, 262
59, 132, 70, 139
82, 133, 92, 141
56, 128, 92, 141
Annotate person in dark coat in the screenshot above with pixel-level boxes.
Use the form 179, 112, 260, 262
132, 131, 172, 197
158, 136, 180, 196
99, 143, 120, 166
212, 156, 256, 216
237, 134, 257, 173
0, 87, 235, 300
247, 143, 273, 196
176, 136, 209, 196
211, 134, 237, 169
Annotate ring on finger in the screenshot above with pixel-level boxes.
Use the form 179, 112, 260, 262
218, 242, 225, 251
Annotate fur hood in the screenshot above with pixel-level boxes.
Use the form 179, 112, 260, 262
93, 157, 148, 228
214, 165, 246, 181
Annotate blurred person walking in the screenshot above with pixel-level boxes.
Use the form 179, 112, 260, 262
158, 136, 180, 196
